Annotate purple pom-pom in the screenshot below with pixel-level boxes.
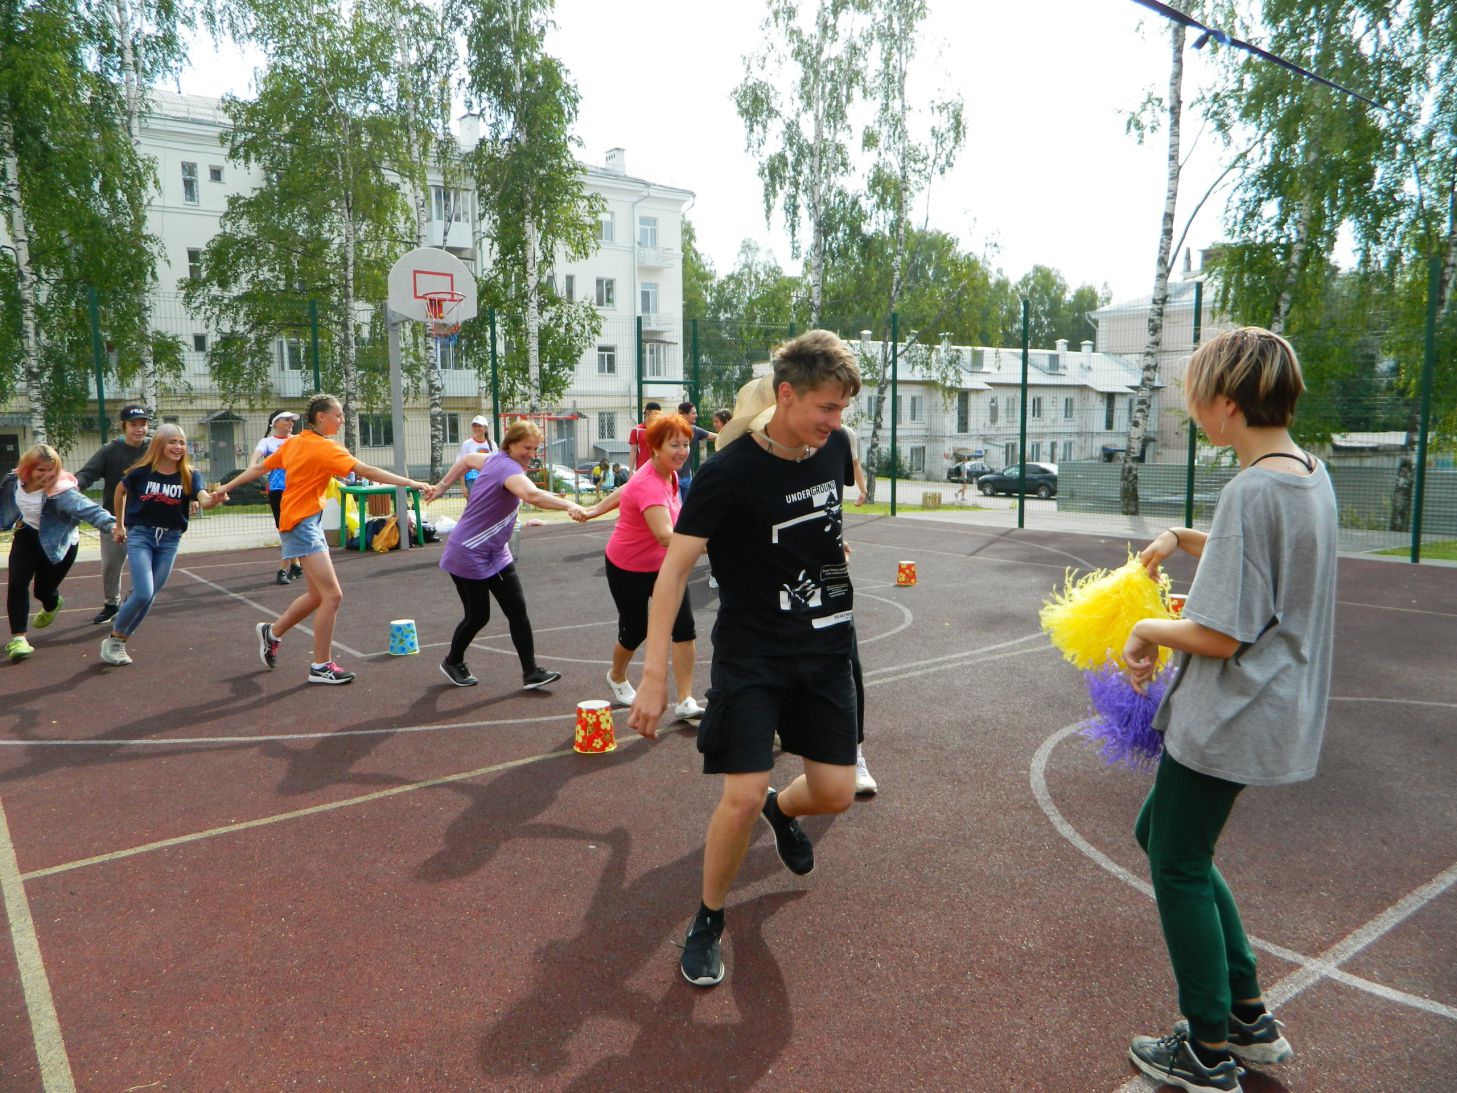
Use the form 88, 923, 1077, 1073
1078, 664, 1175, 771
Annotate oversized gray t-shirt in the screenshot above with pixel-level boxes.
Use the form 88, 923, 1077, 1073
1153, 461, 1338, 786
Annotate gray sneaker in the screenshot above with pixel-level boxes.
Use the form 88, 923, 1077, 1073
1173, 1013, 1293, 1066
1129, 1028, 1244, 1093
99, 636, 132, 666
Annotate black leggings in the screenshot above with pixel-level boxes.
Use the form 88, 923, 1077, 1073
8, 526, 78, 634
448, 565, 536, 672
604, 555, 695, 650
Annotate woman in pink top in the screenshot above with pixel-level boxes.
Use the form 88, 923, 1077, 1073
580, 413, 703, 721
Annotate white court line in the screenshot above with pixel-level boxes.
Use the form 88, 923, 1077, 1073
0, 796, 77, 1092
177, 568, 365, 660
1336, 599, 1457, 619
863, 631, 1044, 677
1331, 696, 1457, 710
1027, 726, 1457, 1093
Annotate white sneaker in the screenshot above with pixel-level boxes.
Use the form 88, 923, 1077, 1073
854, 755, 878, 796
673, 696, 706, 720
605, 671, 636, 706
100, 636, 132, 666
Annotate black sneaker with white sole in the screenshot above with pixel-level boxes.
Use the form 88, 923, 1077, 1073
522, 667, 561, 690
256, 622, 280, 669
440, 659, 478, 687
307, 661, 355, 685
1173, 1013, 1293, 1066
679, 913, 725, 987
92, 603, 118, 625
1129, 1028, 1244, 1093
760, 787, 814, 876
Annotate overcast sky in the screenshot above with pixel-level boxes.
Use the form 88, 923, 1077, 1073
177, 0, 1232, 304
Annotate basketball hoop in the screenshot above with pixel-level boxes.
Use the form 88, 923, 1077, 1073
422, 289, 466, 345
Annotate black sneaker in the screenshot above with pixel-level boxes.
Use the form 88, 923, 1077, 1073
91, 603, 118, 625
1129, 1028, 1244, 1093
287, 562, 304, 581
275, 569, 291, 586
440, 659, 478, 687
1174, 1013, 1293, 1066
760, 787, 814, 876
679, 913, 725, 987
308, 661, 355, 685
522, 667, 561, 690
256, 622, 280, 669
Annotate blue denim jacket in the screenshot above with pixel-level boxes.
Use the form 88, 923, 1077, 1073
1, 472, 117, 564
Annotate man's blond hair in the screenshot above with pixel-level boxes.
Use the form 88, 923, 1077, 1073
1185, 326, 1305, 427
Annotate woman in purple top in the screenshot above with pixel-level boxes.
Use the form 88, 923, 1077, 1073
426, 420, 586, 690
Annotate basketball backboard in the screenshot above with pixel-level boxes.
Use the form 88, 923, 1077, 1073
386, 246, 478, 327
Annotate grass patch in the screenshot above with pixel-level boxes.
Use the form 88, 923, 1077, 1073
1376, 539, 1457, 561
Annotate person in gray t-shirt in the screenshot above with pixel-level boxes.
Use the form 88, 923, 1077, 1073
1119, 327, 1338, 1092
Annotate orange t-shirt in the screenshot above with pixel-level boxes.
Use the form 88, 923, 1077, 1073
261, 429, 357, 531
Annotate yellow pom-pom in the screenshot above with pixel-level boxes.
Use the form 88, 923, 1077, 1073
1040, 554, 1173, 670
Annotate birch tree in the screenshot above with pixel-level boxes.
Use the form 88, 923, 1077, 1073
734, 0, 868, 324
859, 0, 964, 502
0, 0, 154, 445
459, 0, 601, 412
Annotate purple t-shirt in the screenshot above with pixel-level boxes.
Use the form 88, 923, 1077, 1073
440, 451, 522, 580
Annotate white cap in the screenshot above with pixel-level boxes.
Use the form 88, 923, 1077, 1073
471, 415, 490, 426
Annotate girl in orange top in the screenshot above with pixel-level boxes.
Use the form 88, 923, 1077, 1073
215, 393, 430, 685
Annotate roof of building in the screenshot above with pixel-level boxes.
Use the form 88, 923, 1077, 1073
1093, 276, 1206, 318
884, 342, 1154, 394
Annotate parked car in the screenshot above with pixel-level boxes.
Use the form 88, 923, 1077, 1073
978, 462, 1058, 499
548, 464, 595, 493
945, 460, 994, 484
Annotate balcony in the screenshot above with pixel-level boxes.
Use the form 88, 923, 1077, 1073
636, 246, 678, 268
427, 219, 474, 254
639, 312, 676, 335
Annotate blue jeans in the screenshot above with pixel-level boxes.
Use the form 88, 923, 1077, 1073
113, 527, 183, 637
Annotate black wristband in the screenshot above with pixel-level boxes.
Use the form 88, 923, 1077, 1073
1167, 527, 1183, 548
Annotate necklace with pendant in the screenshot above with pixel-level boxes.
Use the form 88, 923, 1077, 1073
755, 430, 812, 462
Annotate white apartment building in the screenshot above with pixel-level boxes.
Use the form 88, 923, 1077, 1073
856, 338, 1154, 478
2, 90, 692, 477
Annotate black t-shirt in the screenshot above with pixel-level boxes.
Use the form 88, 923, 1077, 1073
676, 428, 856, 655
122, 466, 203, 532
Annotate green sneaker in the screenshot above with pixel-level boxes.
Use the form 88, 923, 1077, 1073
32, 595, 63, 629
6, 636, 35, 661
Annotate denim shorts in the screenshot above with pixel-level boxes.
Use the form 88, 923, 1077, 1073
279, 512, 327, 559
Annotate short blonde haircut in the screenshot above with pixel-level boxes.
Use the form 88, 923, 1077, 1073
16, 444, 61, 487
1184, 326, 1305, 427
772, 329, 862, 399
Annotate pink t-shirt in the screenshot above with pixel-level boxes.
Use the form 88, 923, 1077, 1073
604, 464, 680, 572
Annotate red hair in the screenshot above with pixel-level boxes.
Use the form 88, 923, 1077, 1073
646, 412, 692, 452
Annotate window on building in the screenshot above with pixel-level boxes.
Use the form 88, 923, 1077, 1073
1104, 392, 1116, 431
1031, 396, 1043, 418
444, 413, 462, 445
1030, 441, 1041, 461
181, 162, 199, 204
595, 278, 615, 307
563, 274, 574, 301
431, 186, 468, 222
908, 445, 926, 473
645, 341, 668, 378
1004, 442, 1017, 466
1062, 440, 1074, 462
278, 338, 304, 370
192, 333, 208, 353
956, 391, 969, 433
599, 411, 616, 439
909, 395, 924, 422
1007, 395, 1017, 418
360, 414, 392, 447
640, 281, 659, 315
187, 248, 202, 282
1063, 396, 1074, 420
988, 397, 998, 425
208, 165, 224, 183
638, 216, 658, 247
436, 340, 459, 370
596, 210, 615, 243
597, 345, 616, 375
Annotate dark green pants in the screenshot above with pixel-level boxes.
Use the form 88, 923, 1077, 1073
1135, 752, 1261, 1044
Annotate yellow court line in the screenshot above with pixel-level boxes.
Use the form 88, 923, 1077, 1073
0, 796, 77, 1092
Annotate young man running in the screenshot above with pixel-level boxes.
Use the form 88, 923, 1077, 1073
628, 330, 861, 987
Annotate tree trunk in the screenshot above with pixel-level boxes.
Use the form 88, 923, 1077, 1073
1270, 195, 1313, 335
113, 0, 159, 414
524, 209, 542, 410
2, 118, 46, 443
1121, 15, 1186, 516
338, 145, 359, 453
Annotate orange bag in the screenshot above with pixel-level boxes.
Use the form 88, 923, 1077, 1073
371, 514, 400, 553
